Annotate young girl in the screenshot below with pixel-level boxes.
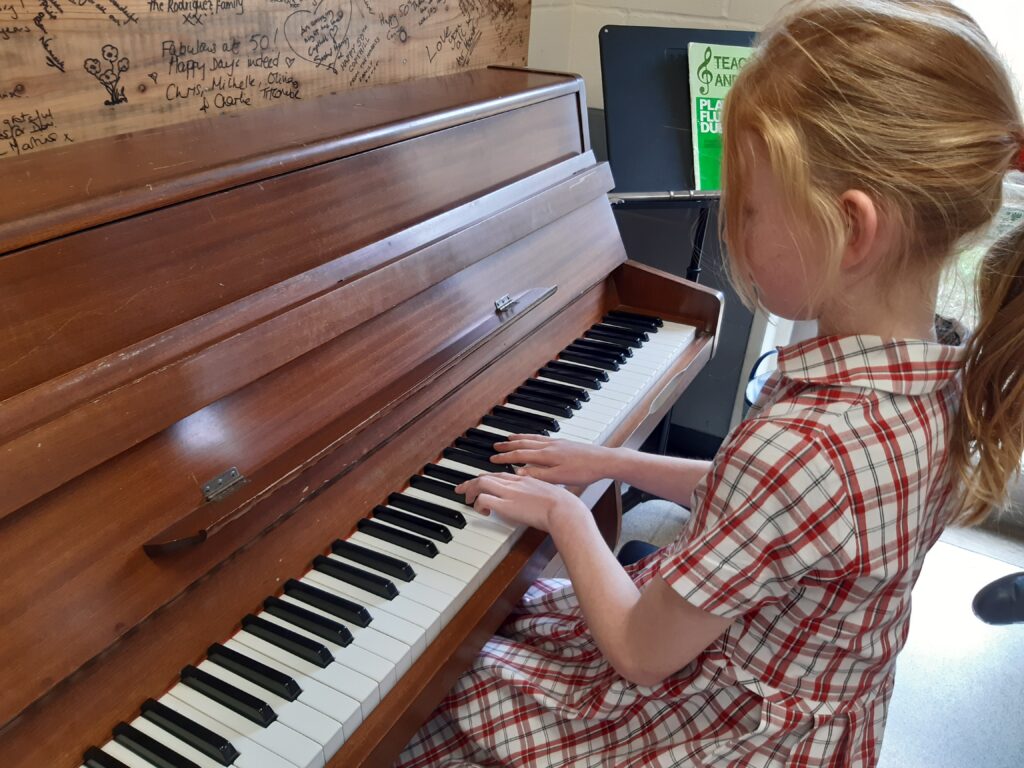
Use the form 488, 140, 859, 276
397, 1, 1024, 765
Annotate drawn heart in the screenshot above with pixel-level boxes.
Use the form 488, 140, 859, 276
283, 0, 354, 74
285, 56, 296, 68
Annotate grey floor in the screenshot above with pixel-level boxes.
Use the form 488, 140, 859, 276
543, 499, 1024, 767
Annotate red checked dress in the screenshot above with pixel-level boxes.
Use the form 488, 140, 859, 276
395, 336, 965, 768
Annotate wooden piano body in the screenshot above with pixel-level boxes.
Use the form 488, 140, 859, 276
0, 67, 722, 767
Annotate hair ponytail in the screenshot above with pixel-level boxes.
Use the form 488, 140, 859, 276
950, 209, 1024, 525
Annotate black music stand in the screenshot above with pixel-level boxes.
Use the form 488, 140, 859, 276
599, 26, 755, 506
599, 25, 756, 280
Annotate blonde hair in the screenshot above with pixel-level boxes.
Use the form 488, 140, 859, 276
720, 0, 1024, 524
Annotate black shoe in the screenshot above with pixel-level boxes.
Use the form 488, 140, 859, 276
972, 572, 1024, 625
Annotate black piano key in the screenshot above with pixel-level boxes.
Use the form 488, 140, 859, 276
444, 444, 516, 475
358, 518, 439, 557
208, 641, 304, 701
313, 553, 400, 598
443, 447, 508, 474
559, 350, 620, 372
491, 405, 559, 432
332, 538, 417, 581
585, 327, 643, 348
573, 337, 632, 357
263, 595, 355, 648
566, 341, 626, 365
464, 428, 504, 448
181, 664, 277, 727
547, 360, 609, 382
517, 384, 581, 410
83, 747, 131, 768
409, 475, 471, 506
451, 438, 496, 460
140, 697, 241, 766
240, 614, 335, 668
112, 722, 198, 768
601, 316, 659, 334
507, 392, 573, 418
607, 309, 663, 327
481, 414, 550, 435
593, 322, 648, 343
373, 505, 453, 543
422, 462, 475, 486
387, 492, 467, 528
283, 578, 372, 628
538, 365, 601, 389
524, 377, 590, 402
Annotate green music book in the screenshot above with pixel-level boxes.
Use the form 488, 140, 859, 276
688, 42, 754, 191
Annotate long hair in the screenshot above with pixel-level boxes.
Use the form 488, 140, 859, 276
720, 0, 1024, 524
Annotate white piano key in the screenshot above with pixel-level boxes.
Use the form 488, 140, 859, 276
502, 403, 603, 438
348, 531, 478, 591
221, 638, 364, 739
292, 576, 426, 652
538, 379, 629, 405
232, 629, 381, 714
383, 496, 508, 556
157, 691, 298, 768
196, 659, 339, 762
96, 741, 165, 768
167, 684, 322, 768
400, 486, 519, 537
303, 568, 443, 640
369, 517, 494, 571
128, 713, 239, 768
324, 551, 457, 625
272, 593, 415, 671
348, 532, 472, 596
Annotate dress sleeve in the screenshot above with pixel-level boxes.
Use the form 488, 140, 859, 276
658, 419, 856, 619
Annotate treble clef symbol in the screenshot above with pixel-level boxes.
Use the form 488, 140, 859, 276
696, 46, 713, 96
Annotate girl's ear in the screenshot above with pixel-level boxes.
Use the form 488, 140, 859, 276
839, 189, 880, 271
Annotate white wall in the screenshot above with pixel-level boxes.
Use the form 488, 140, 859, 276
528, 0, 788, 109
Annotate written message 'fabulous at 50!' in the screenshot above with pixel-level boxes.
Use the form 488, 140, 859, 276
688, 42, 752, 191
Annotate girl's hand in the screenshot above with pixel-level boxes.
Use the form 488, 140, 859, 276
490, 434, 618, 486
455, 472, 589, 533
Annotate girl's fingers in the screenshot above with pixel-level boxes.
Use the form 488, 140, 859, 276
494, 439, 549, 453
490, 449, 545, 464
473, 493, 507, 515
505, 433, 553, 443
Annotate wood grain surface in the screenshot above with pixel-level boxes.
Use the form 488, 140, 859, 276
0, 0, 530, 160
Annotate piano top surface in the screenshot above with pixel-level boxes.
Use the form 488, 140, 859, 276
0, 67, 583, 256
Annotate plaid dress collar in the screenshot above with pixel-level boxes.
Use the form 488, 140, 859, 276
776, 335, 965, 396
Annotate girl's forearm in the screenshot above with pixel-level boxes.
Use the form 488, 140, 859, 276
548, 500, 642, 676
606, 448, 712, 507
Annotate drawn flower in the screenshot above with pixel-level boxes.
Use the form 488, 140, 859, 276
84, 58, 101, 75
99, 69, 117, 85
102, 44, 118, 62
117, 57, 129, 73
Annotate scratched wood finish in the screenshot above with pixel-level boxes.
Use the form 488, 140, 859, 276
0, 87, 582, 403
0, 68, 582, 254
0, 134, 600, 520
0, 0, 530, 162
0, 68, 723, 767
0, 269, 716, 768
0, 192, 627, 729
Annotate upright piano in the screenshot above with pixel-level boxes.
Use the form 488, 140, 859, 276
0, 67, 722, 768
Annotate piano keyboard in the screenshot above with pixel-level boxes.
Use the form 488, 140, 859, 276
81, 312, 696, 768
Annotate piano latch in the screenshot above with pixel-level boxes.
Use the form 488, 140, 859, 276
202, 466, 248, 503
494, 294, 517, 313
